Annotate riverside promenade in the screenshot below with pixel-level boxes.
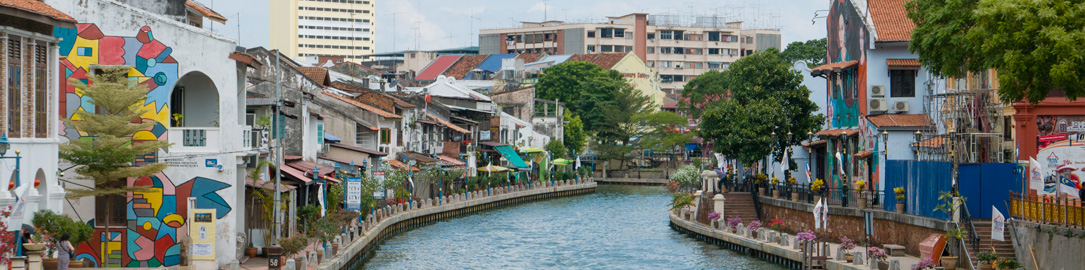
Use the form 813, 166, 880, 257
669, 211, 922, 270
596, 177, 668, 185
312, 180, 597, 270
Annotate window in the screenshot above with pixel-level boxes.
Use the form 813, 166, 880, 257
624, 46, 633, 52
95, 181, 128, 226
673, 47, 684, 54
356, 123, 373, 145
694, 48, 703, 55
673, 31, 685, 40
647, 33, 655, 39
708, 48, 720, 55
647, 47, 655, 53
708, 62, 722, 69
660, 31, 673, 40
613, 28, 625, 38
600, 28, 613, 38
660, 61, 672, 68
647, 61, 655, 67
34, 44, 47, 138
587, 31, 595, 38
708, 32, 721, 41
380, 128, 391, 144
660, 47, 672, 54
601, 45, 613, 52
890, 70, 917, 97
587, 45, 595, 52
7, 39, 21, 137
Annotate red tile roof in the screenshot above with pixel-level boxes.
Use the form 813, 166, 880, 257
866, 114, 933, 128
569, 53, 627, 69
416, 55, 462, 80
443, 55, 489, 79
516, 53, 543, 63
427, 113, 470, 134
186, 0, 227, 24
869, 0, 915, 43
298, 67, 330, 86
886, 59, 921, 68
229, 51, 262, 69
811, 60, 859, 76
0, 0, 76, 24
322, 92, 402, 119
815, 129, 860, 137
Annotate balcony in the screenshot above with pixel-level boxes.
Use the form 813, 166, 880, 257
168, 128, 220, 152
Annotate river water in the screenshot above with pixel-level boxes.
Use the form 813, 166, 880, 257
362, 185, 785, 269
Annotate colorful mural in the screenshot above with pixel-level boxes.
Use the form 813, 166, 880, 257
826, 0, 868, 129
72, 174, 232, 267
55, 24, 177, 164
1030, 116, 1085, 198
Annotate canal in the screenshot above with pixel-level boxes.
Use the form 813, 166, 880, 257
362, 185, 786, 269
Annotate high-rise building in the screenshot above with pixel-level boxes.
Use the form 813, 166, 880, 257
270, 0, 375, 62
479, 13, 781, 94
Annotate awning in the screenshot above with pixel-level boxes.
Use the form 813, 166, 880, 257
324, 133, 342, 143
329, 143, 388, 156
886, 59, 921, 70
815, 129, 860, 137
285, 160, 340, 183
437, 155, 466, 166
402, 151, 436, 164
280, 166, 311, 183
495, 145, 529, 169
520, 147, 544, 153
387, 160, 421, 172
479, 141, 508, 148
427, 113, 470, 133
478, 164, 510, 173
853, 150, 874, 158
810, 60, 859, 77
803, 139, 827, 147
245, 179, 296, 192
553, 158, 570, 165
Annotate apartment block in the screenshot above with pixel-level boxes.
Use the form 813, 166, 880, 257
270, 0, 376, 61
479, 13, 781, 94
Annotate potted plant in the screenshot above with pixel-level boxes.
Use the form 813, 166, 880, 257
756, 174, 767, 196
867, 247, 890, 270
708, 212, 721, 228
279, 235, 309, 269
767, 218, 785, 233
796, 230, 816, 252
977, 251, 998, 270
855, 179, 867, 209
727, 216, 743, 234
747, 220, 762, 239
770, 177, 781, 198
788, 176, 799, 201
811, 178, 825, 202
840, 236, 857, 262
894, 187, 907, 214
913, 257, 936, 270
933, 191, 967, 270
669, 192, 695, 217
32, 210, 91, 270
995, 257, 1021, 270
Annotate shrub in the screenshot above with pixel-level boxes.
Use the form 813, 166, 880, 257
747, 220, 762, 231
708, 212, 721, 221
279, 235, 309, 258
768, 218, 785, 231
912, 257, 935, 270
977, 251, 998, 265
669, 193, 695, 211
867, 247, 888, 262
797, 230, 817, 242
727, 216, 743, 230
839, 236, 856, 251
996, 258, 1022, 269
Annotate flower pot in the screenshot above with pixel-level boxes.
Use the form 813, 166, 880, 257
878, 261, 890, 270
23, 243, 46, 252
246, 247, 258, 257
332, 243, 340, 255
759, 187, 766, 196
791, 193, 800, 202
979, 264, 995, 270
845, 253, 854, 263
772, 190, 780, 198
814, 195, 822, 203
70, 260, 84, 268
43, 258, 58, 270
896, 203, 906, 214
857, 197, 867, 209
940, 256, 959, 270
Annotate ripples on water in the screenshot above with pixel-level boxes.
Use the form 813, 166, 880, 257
362, 185, 785, 269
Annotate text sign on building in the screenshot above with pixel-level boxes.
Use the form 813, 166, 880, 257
346, 177, 362, 210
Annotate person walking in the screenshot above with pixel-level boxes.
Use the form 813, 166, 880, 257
57, 233, 74, 270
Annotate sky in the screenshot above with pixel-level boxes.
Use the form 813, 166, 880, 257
206, 0, 830, 53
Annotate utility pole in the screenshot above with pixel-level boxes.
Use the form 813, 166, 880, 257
273, 49, 283, 243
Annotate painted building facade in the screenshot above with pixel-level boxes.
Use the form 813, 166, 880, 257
47, 0, 246, 267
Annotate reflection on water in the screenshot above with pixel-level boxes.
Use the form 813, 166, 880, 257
362, 185, 785, 269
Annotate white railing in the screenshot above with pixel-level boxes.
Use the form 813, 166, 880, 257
168, 127, 220, 152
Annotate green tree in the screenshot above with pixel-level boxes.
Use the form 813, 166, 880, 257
595, 83, 656, 169
906, 0, 1085, 104
535, 61, 609, 108
680, 70, 729, 119
780, 38, 828, 69
698, 48, 824, 166
637, 111, 693, 153
562, 108, 587, 154
59, 68, 171, 249
545, 139, 567, 159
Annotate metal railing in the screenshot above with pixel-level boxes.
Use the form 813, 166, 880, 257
952, 221, 978, 270
1009, 191, 1085, 228
959, 197, 980, 255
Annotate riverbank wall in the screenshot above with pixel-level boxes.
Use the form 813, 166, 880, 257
315, 180, 597, 270
596, 178, 667, 185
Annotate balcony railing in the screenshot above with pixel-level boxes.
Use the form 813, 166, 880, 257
1010, 191, 1085, 228
168, 127, 220, 152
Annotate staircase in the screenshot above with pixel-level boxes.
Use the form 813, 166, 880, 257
722, 192, 760, 224
967, 219, 1016, 268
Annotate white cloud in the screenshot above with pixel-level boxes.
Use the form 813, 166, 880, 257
381, 0, 451, 51
527, 3, 547, 13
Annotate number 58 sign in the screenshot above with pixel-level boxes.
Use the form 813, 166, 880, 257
346, 177, 362, 210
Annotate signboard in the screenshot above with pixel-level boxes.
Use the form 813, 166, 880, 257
204, 159, 218, 167
1031, 115, 1085, 197
992, 206, 1005, 241
162, 157, 200, 168
189, 208, 217, 261
480, 131, 491, 141
346, 177, 362, 210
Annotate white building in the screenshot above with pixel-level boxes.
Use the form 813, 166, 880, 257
269, 0, 376, 62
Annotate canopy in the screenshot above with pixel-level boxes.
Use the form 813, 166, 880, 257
553, 159, 570, 165
520, 147, 544, 153
478, 164, 510, 173
323, 133, 342, 143
495, 145, 529, 168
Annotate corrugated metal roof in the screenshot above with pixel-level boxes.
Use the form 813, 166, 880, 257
416, 55, 463, 80
474, 54, 517, 73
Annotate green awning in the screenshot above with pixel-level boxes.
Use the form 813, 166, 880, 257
495, 145, 529, 169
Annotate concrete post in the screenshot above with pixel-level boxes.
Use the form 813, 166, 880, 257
693, 191, 703, 218
713, 194, 724, 217
25, 246, 42, 270
9, 256, 26, 270
284, 258, 296, 270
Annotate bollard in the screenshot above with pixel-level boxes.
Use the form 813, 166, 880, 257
307, 251, 318, 266
296, 254, 308, 270
852, 251, 865, 265
284, 258, 296, 270
9, 256, 26, 270
779, 234, 790, 246
266, 245, 284, 270
230, 260, 240, 270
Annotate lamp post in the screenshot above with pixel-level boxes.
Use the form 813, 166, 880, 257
0, 134, 21, 188
841, 131, 849, 206
914, 130, 923, 161
807, 131, 814, 182
770, 131, 776, 176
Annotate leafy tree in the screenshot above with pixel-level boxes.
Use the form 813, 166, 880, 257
595, 83, 656, 169
59, 67, 171, 250
637, 111, 693, 153
698, 48, 824, 166
906, 0, 1085, 104
562, 108, 586, 154
545, 139, 567, 159
780, 38, 828, 69
680, 70, 729, 119
535, 61, 609, 108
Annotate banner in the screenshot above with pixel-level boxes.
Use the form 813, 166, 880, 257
813, 199, 826, 229
781, 150, 790, 172
346, 177, 362, 210
991, 206, 1005, 242
1030, 157, 1048, 196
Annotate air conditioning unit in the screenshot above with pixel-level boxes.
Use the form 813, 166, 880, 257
870, 85, 886, 98
893, 100, 910, 113
675, 62, 683, 69
869, 98, 888, 112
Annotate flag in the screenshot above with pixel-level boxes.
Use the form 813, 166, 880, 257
1059, 175, 1079, 199
805, 164, 813, 183
835, 151, 845, 175
575, 155, 581, 170
781, 150, 790, 172
317, 183, 326, 217
813, 199, 825, 229
1030, 157, 1049, 195
991, 206, 1005, 242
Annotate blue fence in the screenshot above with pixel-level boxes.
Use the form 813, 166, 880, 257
884, 160, 953, 219
958, 163, 1023, 219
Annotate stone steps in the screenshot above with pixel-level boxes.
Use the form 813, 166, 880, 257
967, 220, 1017, 267
721, 192, 760, 224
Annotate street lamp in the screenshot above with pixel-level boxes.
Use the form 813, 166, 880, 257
914, 130, 923, 161
881, 130, 889, 156
0, 133, 22, 187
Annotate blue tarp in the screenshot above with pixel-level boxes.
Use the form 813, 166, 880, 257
324, 133, 342, 143
884, 160, 953, 219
